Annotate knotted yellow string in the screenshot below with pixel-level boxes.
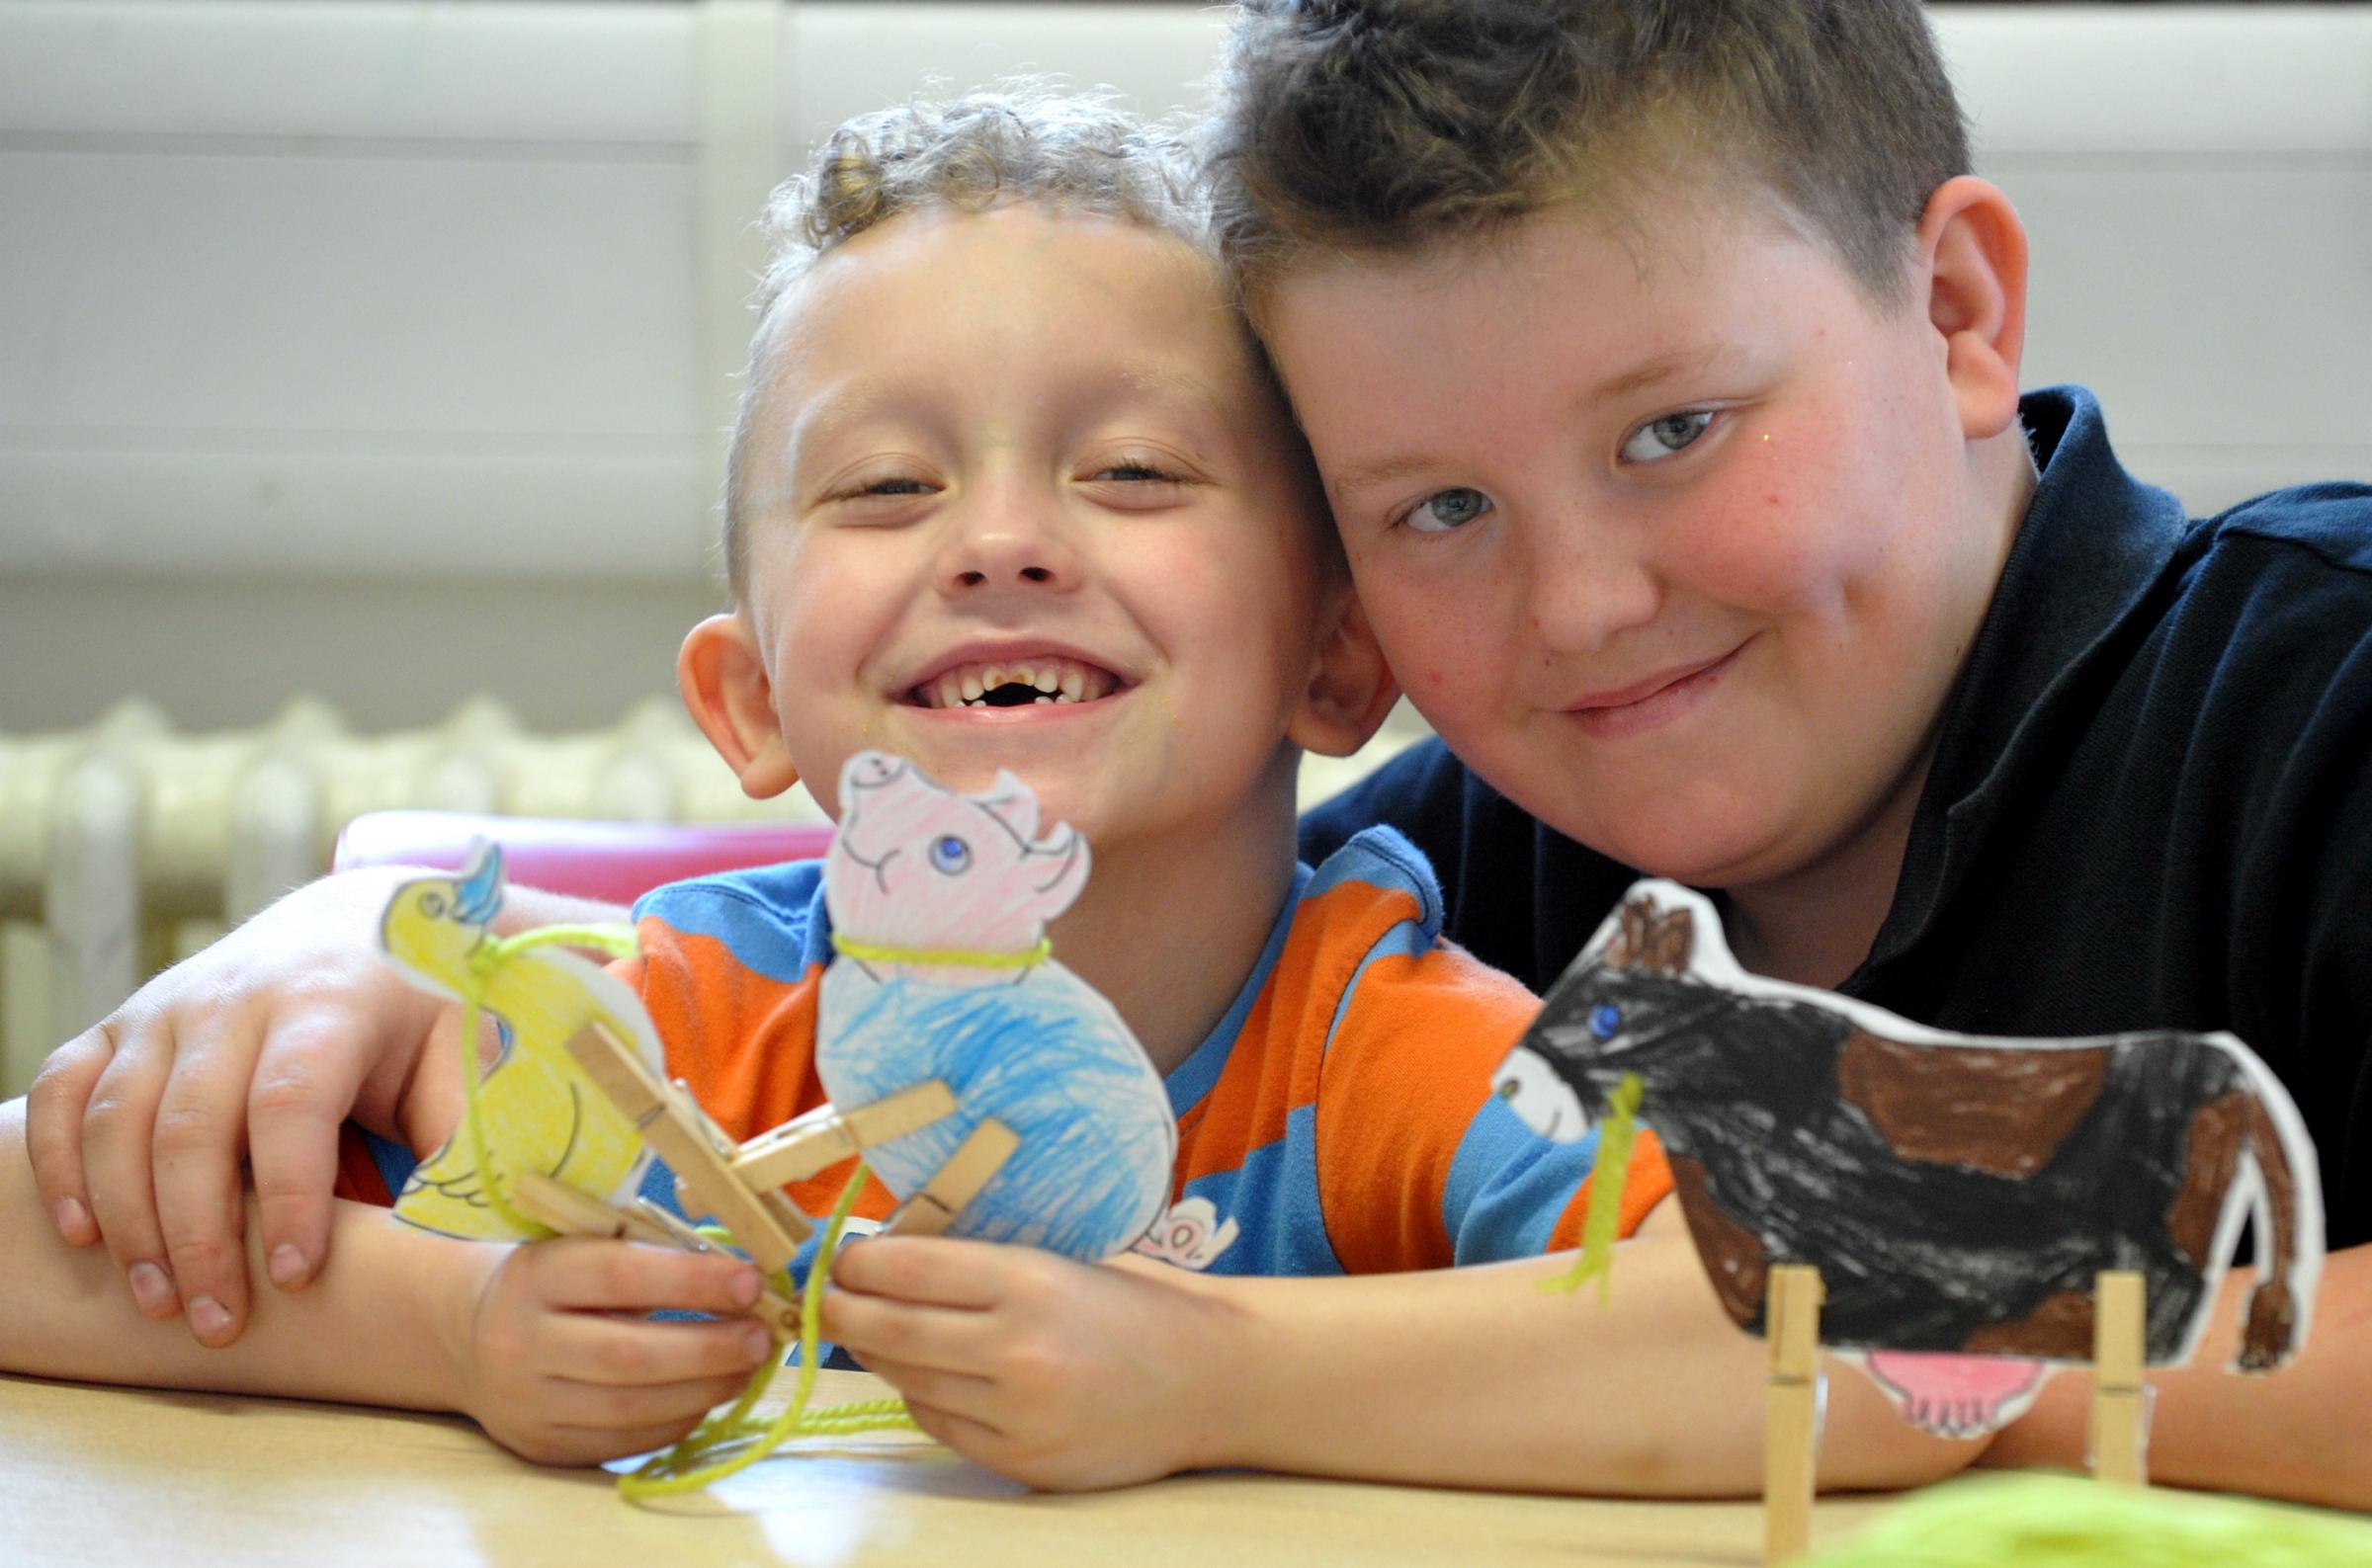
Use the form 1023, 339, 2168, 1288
619, 1164, 917, 1500
1543, 1071, 1646, 1304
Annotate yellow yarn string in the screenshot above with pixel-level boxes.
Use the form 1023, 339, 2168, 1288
450, 922, 641, 1237
829, 933, 1052, 969
619, 1163, 918, 1500
1543, 1071, 1645, 1304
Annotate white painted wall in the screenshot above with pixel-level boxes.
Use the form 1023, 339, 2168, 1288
2, 2, 2367, 733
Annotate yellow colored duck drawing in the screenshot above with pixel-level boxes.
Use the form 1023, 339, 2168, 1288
380, 843, 664, 1240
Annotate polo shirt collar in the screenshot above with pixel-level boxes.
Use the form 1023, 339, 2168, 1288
1864, 386, 2188, 974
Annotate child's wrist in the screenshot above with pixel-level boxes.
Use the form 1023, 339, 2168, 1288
1166, 1272, 1265, 1473
426, 1238, 511, 1420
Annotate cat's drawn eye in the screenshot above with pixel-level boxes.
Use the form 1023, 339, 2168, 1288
930, 835, 972, 875
1589, 1004, 1622, 1040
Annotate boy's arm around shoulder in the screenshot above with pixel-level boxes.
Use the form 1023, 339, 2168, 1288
24, 868, 626, 1351
1, 1095, 776, 1466
1, 1094, 494, 1416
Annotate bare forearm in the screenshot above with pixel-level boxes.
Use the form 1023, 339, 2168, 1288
3, 1098, 487, 1413
1194, 1214, 1980, 1496
491, 886, 628, 934
1981, 1242, 2372, 1510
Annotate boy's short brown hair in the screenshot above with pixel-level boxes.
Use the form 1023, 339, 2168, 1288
1206, 0, 1969, 308
724, 88, 1205, 595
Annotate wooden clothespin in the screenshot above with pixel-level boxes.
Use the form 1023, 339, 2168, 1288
879, 1117, 1020, 1239
2090, 1270, 2149, 1487
1762, 1264, 1824, 1566
731, 1081, 960, 1189
506, 1169, 805, 1341
562, 1021, 813, 1280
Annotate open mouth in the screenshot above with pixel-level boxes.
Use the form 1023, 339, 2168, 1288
905, 653, 1128, 711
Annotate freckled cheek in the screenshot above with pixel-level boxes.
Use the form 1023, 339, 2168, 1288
1672, 469, 1872, 613
1363, 595, 1498, 707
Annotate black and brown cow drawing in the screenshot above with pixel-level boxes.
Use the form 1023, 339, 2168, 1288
1494, 881, 2324, 1437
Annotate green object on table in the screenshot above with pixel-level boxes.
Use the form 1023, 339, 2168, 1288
1804, 1473, 2372, 1568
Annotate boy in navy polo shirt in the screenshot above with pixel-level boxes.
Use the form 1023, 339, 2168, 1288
1215, 0, 2370, 1508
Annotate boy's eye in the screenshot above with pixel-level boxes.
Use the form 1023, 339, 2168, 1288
1402, 487, 1494, 534
1093, 461, 1180, 484
1619, 410, 1715, 463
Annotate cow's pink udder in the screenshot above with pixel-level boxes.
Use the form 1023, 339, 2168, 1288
1862, 1351, 2050, 1438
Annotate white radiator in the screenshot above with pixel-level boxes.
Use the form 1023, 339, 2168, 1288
0, 697, 821, 1096
0, 701, 1416, 1095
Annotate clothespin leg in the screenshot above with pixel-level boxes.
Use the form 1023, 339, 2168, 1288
1762, 1265, 1823, 1566
880, 1117, 1021, 1240
2090, 1270, 2150, 1487
732, 1080, 960, 1190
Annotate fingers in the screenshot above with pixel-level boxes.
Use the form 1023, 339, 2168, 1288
500, 1374, 755, 1468
527, 1416, 718, 1469
76, 1016, 184, 1320
822, 1278, 1004, 1378
899, 1396, 1007, 1462
531, 1238, 770, 1319
829, 1234, 1013, 1309
242, 1002, 390, 1296
24, 1024, 117, 1247
150, 1009, 277, 1345
842, 1352, 998, 1428
538, 1315, 779, 1401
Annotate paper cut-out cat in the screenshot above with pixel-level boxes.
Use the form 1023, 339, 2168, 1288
817, 752, 1177, 1260
1493, 880, 2324, 1438
381, 845, 663, 1239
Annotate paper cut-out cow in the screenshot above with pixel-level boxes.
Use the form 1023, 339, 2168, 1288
1493, 881, 2323, 1435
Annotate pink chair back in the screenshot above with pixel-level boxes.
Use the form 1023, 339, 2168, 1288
330, 810, 833, 908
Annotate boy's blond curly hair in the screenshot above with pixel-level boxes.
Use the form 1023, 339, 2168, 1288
722, 89, 1206, 593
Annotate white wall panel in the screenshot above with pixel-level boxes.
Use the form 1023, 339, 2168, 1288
0, 1, 2367, 731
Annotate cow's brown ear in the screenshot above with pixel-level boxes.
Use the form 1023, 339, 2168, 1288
1649, 909, 1695, 972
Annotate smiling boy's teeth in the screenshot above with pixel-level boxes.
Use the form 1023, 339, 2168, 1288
919, 653, 1124, 709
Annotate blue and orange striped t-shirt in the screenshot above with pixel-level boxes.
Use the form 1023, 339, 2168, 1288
606, 825, 1669, 1274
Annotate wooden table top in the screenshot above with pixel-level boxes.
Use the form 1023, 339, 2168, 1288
1, 1368, 1902, 1567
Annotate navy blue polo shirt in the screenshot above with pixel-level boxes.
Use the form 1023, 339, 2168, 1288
1304, 387, 2372, 1250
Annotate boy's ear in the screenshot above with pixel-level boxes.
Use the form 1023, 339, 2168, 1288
1288, 585, 1401, 759
1915, 175, 2029, 442
678, 613, 801, 799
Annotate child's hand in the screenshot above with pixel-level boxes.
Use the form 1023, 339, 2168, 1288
453, 1237, 780, 1467
821, 1236, 1238, 1490
25, 867, 459, 1347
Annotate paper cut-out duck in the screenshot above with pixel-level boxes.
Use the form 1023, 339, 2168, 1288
381, 843, 665, 1239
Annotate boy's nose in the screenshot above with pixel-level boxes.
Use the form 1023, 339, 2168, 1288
1523, 523, 1659, 654
936, 495, 1082, 594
